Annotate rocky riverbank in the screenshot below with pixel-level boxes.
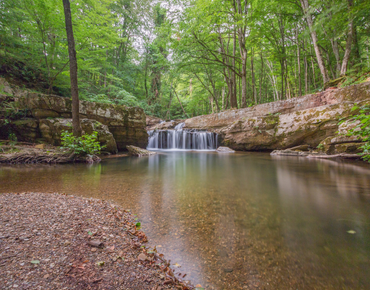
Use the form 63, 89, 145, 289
0, 192, 194, 290
149, 81, 370, 156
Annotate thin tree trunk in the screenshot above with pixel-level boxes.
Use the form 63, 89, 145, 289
300, 0, 329, 84
296, 28, 302, 96
340, 0, 354, 76
251, 48, 256, 104
311, 57, 316, 89
62, 0, 81, 137
259, 50, 264, 102
171, 85, 188, 118
304, 54, 308, 94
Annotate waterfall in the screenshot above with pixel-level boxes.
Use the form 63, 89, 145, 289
147, 122, 218, 150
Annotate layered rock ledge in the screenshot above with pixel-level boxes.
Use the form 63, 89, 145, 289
0, 78, 148, 152
182, 82, 370, 152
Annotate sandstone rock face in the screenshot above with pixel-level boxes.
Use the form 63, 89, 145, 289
184, 82, 370, 151
39, 118, 117, 153
146, 115, 163, 128
148, 119, 184, 130
9, 119, 40, 142
11, 93, 147, 150
185, 82, 370, 130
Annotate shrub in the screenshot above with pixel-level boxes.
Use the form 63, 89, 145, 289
345, 104, 370, 162
61, 131, 105, 156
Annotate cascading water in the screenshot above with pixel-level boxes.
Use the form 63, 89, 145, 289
147, 122, 218, 150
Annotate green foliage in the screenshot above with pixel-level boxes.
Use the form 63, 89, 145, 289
316, 143, 324, 150
60, 131, 105, 156
1, 0, 369, 118
346, 105, 370, 162
8, 133, 17, 142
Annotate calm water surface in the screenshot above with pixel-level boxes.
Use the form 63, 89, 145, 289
1, 152, 370, 289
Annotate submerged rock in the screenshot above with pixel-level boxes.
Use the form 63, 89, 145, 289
216, 146, 235, 153
126, 145, 156, 157
270, 149, 310, 157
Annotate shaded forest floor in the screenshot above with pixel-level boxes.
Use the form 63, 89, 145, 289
0, 193, 194, 290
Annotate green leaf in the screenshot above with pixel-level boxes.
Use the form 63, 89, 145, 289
135, 222, 141, 229
96, 261, 105, 266
31, 260, 40, 264
347, 230, 356, 234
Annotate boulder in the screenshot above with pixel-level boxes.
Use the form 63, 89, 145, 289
216, 146, 235, 153
126, 145, 156, 157
39, 118, 118, 153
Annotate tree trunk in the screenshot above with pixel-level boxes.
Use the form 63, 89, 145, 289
340, 0, 354, 76
251, 48, 256, 104
300, 0, 329, 84
259, 50, 264, 102
62, 0, 81, 137
296, 28, 302, 96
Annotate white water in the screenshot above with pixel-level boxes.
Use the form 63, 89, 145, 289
147, 122, 217, 151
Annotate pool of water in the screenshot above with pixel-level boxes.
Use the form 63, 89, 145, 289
1, 152, 370, 289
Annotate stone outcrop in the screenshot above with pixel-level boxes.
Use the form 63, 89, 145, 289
0, 77, 148, 151
39, 118, 118, 153
14, 93, 147, 150
183, 82, 370, 151
126, 145, 156, 157
146, 115, 163, 128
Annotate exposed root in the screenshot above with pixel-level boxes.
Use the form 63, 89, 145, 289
0, 146, 101, 164
0, 149, 75, 164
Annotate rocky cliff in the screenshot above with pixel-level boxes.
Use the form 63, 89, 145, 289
183, 82, 370, 152
0, 78, 148, 152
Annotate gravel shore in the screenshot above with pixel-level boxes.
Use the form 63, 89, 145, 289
0, 192, 193, 290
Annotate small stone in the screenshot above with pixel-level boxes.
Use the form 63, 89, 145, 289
91, 248, 97, 252
138, 253, 147, 261
87, 240, 103, 248
43, 274, 49, 279
223, 268, 233, 273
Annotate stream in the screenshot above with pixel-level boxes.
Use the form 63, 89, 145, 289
1, 152, 370, 289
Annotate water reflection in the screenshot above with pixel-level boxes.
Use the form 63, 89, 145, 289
1, 153, 370, 289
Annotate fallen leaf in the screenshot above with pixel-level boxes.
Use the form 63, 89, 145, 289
174, 263, 181, 268
31, 260, 40, 264
96, 261, 105, 266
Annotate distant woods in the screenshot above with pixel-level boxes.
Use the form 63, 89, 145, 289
0, 0, 369, 118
